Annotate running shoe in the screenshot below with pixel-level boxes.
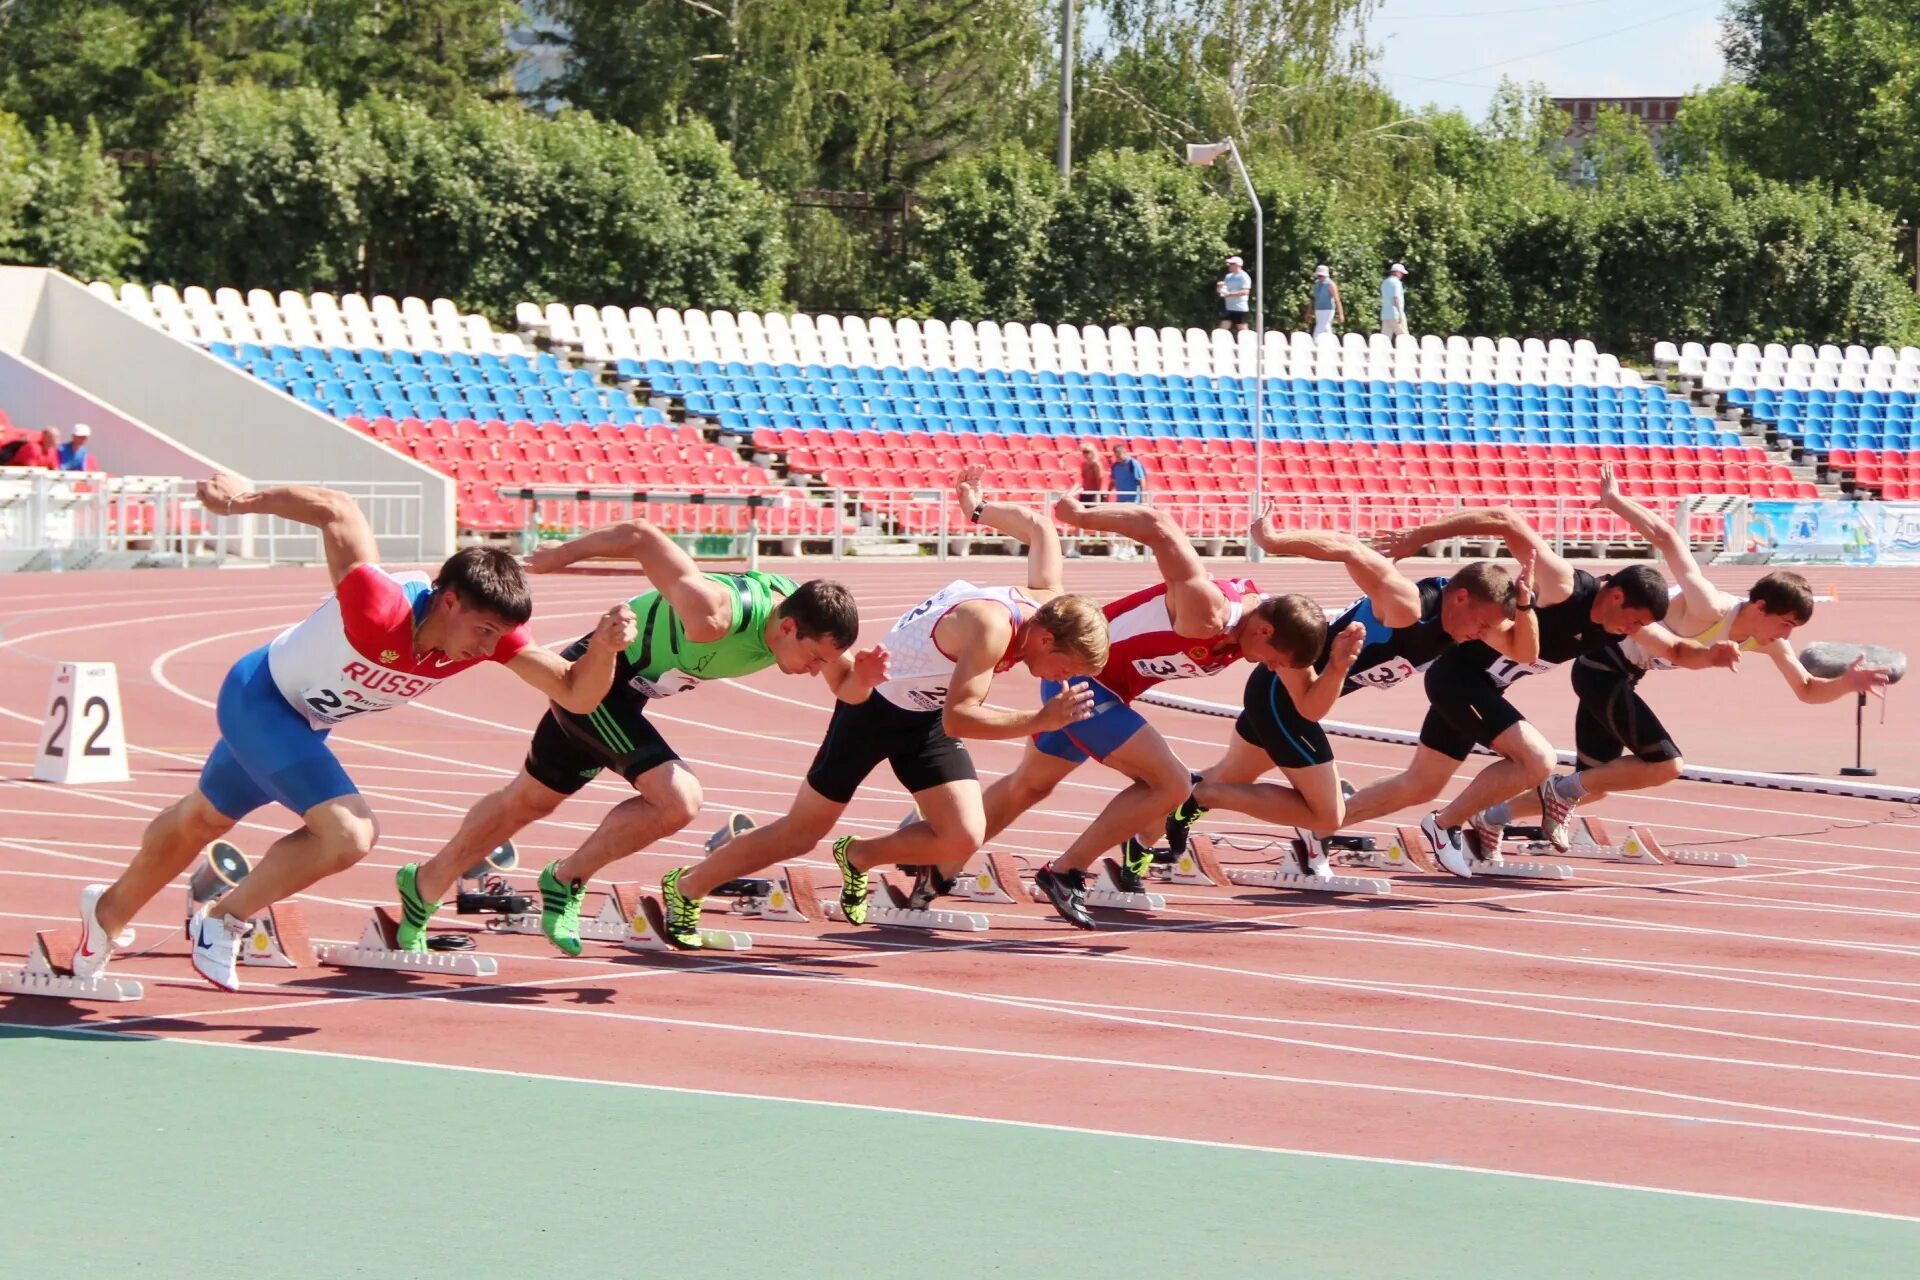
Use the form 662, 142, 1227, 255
538, 861, 587, 956
659, 867, 705, 949
1033, 867, 1098, 930
394, 862, 441, 953
1467, 810, 1504, 860
1420, 811, 1475, 880
1164, 774, 1208, 856
831, 836, 869, 925
72, 884, 133, 979
1537, 776, 1573, 851
188, 908, 250, 992
1296, 830, 1333, 881
904, 864, 957, 911
1114, 837, 1156, 893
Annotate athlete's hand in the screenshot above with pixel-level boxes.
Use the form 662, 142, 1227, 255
851, 644, 891, 687
524, 542, 576, 574
1514, 552, 1536, 610
197, 473, 248, 516
1034, 681, 1097, 731
1327, 621, 1365, 669
954, 464, 986, 514
1707, 640, 1741, 670
1372, 528, 1423, 561
1843, 654, 1893, 697
1250, 498, 1279, 548
1595, 462, 1619, 507
589, 603, 637, 652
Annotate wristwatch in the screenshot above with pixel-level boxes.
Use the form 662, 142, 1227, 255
969, 502, 985, 523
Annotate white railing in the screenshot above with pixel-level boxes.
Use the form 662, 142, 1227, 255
491, 483, 1731, 562
225, 480, 426, 566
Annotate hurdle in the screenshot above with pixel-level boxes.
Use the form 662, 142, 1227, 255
1503, 817, 1747, 869
1155, 834, 1392, 897
0, 929, 143, 1002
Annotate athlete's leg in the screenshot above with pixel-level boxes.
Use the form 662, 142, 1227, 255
95, 788, 236, 938
848, 777, 989, 873
1340, 746, 1463, 828
554, 760, 703, 883
1052, 499, 1222, 627
1197, 760, 1344, 835
413, 768, 570, 903
1053, 724, 1192, 873
676, 781, 846, 899
981, 740, 1082, 844
210, 793, 381, 921
1434, 719, 1556, 828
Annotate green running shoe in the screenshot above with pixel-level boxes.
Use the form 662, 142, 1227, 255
1165, 791, 1208, 857
538, 861, 587, 956
831, 836, 869, 925
659, 867, 705, 949
394, 862, 440, 953
1116, 837, 1156, 893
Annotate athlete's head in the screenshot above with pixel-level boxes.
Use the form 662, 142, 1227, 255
769, 579, 861, 675
429, 547, 532, 659
1020, 594, 1110, 681
1744, 570, 1816, 643
1440, 561, 1518, 643
1239, 594, 1329, 672
1594, 564, 1670, 636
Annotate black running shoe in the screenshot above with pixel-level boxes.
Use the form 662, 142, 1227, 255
1033, 867, 1098, 930
1165, 794, 1208, 857
903, 864, 957, 911
1114, 838, 1155, 893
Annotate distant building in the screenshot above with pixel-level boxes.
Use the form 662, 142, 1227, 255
1553, 97, 1687, 151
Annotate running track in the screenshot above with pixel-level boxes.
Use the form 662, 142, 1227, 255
3, 561, 1918, 1273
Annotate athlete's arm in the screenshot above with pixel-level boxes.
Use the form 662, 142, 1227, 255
1055, 494, 1226, 636
504, 603, 637, 714
957, 465, 1065, 596
936, 604, 1092, 739
1480, 554, 1539, 663
821, 644, 892, 704
198, 475, 376, 587
527, 519, 734, 642
1762, 639, 1892, 703
1379, 506, 1574, 606
1256, 515, 1420, 628
1595, 463, 1723, 618
1279, 622, 1365, 722
1634, 625, 1741, 671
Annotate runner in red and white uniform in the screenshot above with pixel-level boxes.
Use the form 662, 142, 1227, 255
954, 494, 1342, 929
72, 476, 635, 991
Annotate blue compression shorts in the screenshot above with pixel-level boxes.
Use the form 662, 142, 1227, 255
1033, 678, 1151, 764
196, 645, 358, 820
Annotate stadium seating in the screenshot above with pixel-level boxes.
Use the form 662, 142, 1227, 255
1656, 340, 1920, 499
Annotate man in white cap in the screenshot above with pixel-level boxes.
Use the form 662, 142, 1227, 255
1380, 263, 1409, 337
1306, 264, 1344, 338
58, 423, 93, 471
1216, 254, 1252, 332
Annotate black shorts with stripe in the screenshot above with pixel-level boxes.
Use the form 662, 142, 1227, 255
1235, 664, 1335, 770
1570, 657, 1681, 769
524, 704, 679, 795
804, 694, 977, 805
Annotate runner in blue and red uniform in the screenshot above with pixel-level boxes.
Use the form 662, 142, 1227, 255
71, 475, 635, 991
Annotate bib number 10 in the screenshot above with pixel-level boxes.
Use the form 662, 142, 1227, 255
42, 694, 113, 758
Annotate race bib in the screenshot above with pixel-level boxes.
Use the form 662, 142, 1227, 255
1487, 656, 1553, 688
1132, 653, 1213, 682
299, 684, 388, 724
1348, 655, 1417, 690
630, 668, 704, 699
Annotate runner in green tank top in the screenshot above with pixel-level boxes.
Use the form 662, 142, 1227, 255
389, 518, 871, 955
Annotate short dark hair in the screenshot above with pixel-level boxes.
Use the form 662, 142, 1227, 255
1605, 564, 1670, 621
1448, 561, 1517, 617
778, 579, 860, 650
435, 546, 532, 625
1749, 570, 1815, 624
1254, 593, 1329, 668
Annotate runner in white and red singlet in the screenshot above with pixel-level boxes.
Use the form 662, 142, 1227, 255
72, 475, 634, 991
944, 494, 1350, 929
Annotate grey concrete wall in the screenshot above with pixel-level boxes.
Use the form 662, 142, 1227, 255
0, 267, 456, 556
0, 346, 228, 478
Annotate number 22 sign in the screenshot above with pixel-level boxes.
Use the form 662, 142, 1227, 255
34, 662, 130, 784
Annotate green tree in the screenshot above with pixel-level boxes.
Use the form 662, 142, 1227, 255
22, 118, 143, 279
0, 111, 32, 261
905, 144, 1063, 318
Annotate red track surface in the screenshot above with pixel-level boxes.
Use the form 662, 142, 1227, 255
3, 562, 1918, 1218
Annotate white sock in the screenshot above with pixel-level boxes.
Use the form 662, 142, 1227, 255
1481, 801, 1512, 828
1553, 773, 1588, 802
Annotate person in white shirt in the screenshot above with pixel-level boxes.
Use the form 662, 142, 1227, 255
1379, 263, 1408, 337
1216, 254, 1252, 332
1306, 264, 1343, 337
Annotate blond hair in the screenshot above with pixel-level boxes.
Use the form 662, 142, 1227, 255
1032, 594, 1110, 671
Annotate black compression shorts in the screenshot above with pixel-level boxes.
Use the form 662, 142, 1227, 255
1419, 643, 1529, 761
804, 695, 978, 805
1235, 664, 1335, 770
524, 707, 678, 796
1570, 659, 1681, 769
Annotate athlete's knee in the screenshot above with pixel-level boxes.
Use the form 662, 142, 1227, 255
1006, 771, 1060, 812
180, 790, 238, 841
638, 769, 703, 831
317, 811, 380, 873
1140, 758, 1191, 813
925, 810, 987, 860
1652, 754, 1685, 784
500, 776, 565, 825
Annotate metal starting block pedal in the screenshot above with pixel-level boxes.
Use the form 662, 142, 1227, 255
704, 815, 988, 932
0, 928, 143, 1002
1159, 835, 1392, 896
947, 850, 1027, 905
608, 885, 752, 952
319, 908, 500, 976
821, 869, 992, 932
1506, 818, 1747, 869
1392, 826, 1572, 880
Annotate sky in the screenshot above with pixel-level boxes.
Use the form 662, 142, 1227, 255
1368, 0, 1732, 120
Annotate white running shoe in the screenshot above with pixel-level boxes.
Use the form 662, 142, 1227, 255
1296, 830, 1333, 881
188, 908, 250, 992
1537, 777, 1573, 851
1421, 811, 1474, 880
72, 883, 134, 979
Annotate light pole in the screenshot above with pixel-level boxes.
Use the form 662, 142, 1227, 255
1057, 0, 1074, 185
1185, 138, 1263, 561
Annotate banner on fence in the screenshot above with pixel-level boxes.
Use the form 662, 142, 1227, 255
1742, 500, 1920, 565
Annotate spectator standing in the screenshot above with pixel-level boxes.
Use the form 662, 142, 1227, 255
1305, 265, 1344, 337
1216, 255, 1252, 332
1379, 263, 1409, 337
1109, 443, 1147, 559
58, 423, 92, 471
1078, 441, 1104, 502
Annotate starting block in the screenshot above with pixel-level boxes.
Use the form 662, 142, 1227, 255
823, 872, 991, 932
610, 885, 753, 952
703, 814, 988, 932
0, 929, 143, 1002
318, 908, 499, 976
1393, 826, 1572, 880
949, 850, 1166, 913
1506, 818, 1747, 869
1156, 834, 1392, 896
948, 850, 1027, 905
1027, 858, 1165, 912
237, 903, 318, 968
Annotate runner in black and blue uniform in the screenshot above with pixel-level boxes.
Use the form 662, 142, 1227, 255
1167, 525, 1530, 877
